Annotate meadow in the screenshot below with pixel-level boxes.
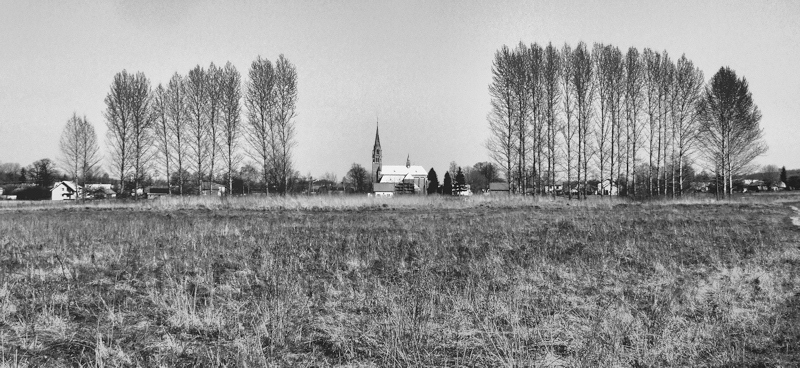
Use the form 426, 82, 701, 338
1, 194, 799, 367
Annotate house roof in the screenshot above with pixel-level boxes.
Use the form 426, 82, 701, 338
51, 181, 81, 192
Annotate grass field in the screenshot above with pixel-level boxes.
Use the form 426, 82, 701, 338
1, 194, 799, 367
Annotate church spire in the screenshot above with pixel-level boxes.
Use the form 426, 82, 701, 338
372, 120, 382, 184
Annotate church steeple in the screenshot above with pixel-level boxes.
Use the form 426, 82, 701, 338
372, 120, 382, 184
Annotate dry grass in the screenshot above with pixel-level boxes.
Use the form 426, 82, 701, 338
1, 194, 799, 366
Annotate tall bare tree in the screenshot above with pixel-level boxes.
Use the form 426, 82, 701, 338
527, 44, 544, 194
245, 56, 276, 193
512, 43, 530, 193
670, 55, 704, 196
153, 84, 172, 193
128, 72, 154, 199
104, 70, 134, 196
572, 42, 594, 199
594, 43, 611, 196
60, 113, 100, 200
219, 62, 242, 195
167, 73, 189, 195
487, 46, 517, 193
187, 65, 209, 190
542, 42, 562, 197
643, 49, 661, 196
697, 67, 767, 197
561, 43, 576, 199
272, 55, 298, 194
206, 63, 223, 183
624, 47, 644, 197
60, 113, 84, 185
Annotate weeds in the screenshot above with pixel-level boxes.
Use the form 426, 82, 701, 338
0, 195, 799, 366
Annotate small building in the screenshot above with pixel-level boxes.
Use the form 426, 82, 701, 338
596, 179, 618, 196
146, 187, 171, 199
373, 183, 395, 197
51, 181, 83, 200
200, 181, 226, 196
85, 183, 116, 199
489, 182, 510, 195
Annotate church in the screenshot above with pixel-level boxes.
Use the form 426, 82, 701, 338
371, 124, 429, 195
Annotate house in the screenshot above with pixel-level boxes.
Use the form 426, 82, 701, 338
146, 187, 171, 199
489, 182, 510, 195
85, 183, 116, 198
200, 181, 226, 196
51, 181, 83, 200
771, 181, 787, 191
373, 183, 395, 197
596, 179, 618, 196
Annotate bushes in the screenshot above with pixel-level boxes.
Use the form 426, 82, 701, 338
12, 185, 50, 200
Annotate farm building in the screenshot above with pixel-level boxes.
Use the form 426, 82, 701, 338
371, 123, 428, 194
200, 181, 226, 196
51, 181, 82, 200
596, 179, 619, 196
146, 187, 171, 199
489, 182, 510, 195
85, 183, 116, 198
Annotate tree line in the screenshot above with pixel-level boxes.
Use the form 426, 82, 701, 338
487, 41, 766, 199
62, 55, 298, 198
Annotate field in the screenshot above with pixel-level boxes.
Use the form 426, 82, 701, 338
1, 194, 799, 367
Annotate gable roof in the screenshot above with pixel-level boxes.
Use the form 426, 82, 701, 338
51, 181, 81, 192
380, 165, 427, 176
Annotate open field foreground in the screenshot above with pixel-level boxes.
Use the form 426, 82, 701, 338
1, 195, 799, 367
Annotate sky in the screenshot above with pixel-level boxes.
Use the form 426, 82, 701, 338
1, 0, 798, 181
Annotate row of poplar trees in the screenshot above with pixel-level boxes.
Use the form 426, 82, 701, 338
487, 41, 766, 199
104, 55, 298, 197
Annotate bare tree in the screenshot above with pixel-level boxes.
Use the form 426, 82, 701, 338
104, 70, 134, 196
60, 113, 101, 200
670, 55, 704, 196
60, 113, 83, 185
697, 67, 767, 197
245, 56, 276, 193
594, 43, 611, 196
187, 65, 209, 190
659, 53, 674, 197
153, 84, 172, 192
527, 44, 544, 194
486, 46, 517, 193
272, 54, 298, 194
219, 62, 242, 195
512, 43, 530, 194
624, 47, 644, 197
572, 42, 594, 199
128, 72, 154, 199
206, 63, 222, 183
643, 49, 661, 196
561, 43, 576, 199
542, 42, 561, 197
167, 73, 189, 195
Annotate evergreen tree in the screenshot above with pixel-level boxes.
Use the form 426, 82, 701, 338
455, 167, 466, 185
427, 168, 439, 195
780, 166, 787, 184
443, 171, 453, 195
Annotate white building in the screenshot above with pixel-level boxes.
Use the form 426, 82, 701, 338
371, 123, 429, 194
51, 181, 82, 200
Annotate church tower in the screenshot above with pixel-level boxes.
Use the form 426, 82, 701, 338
372, 121, 382, 183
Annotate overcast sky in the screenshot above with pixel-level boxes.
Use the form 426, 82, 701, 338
1, 0, 798, 180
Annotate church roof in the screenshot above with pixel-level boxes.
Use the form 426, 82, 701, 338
380, 165, 427, 176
